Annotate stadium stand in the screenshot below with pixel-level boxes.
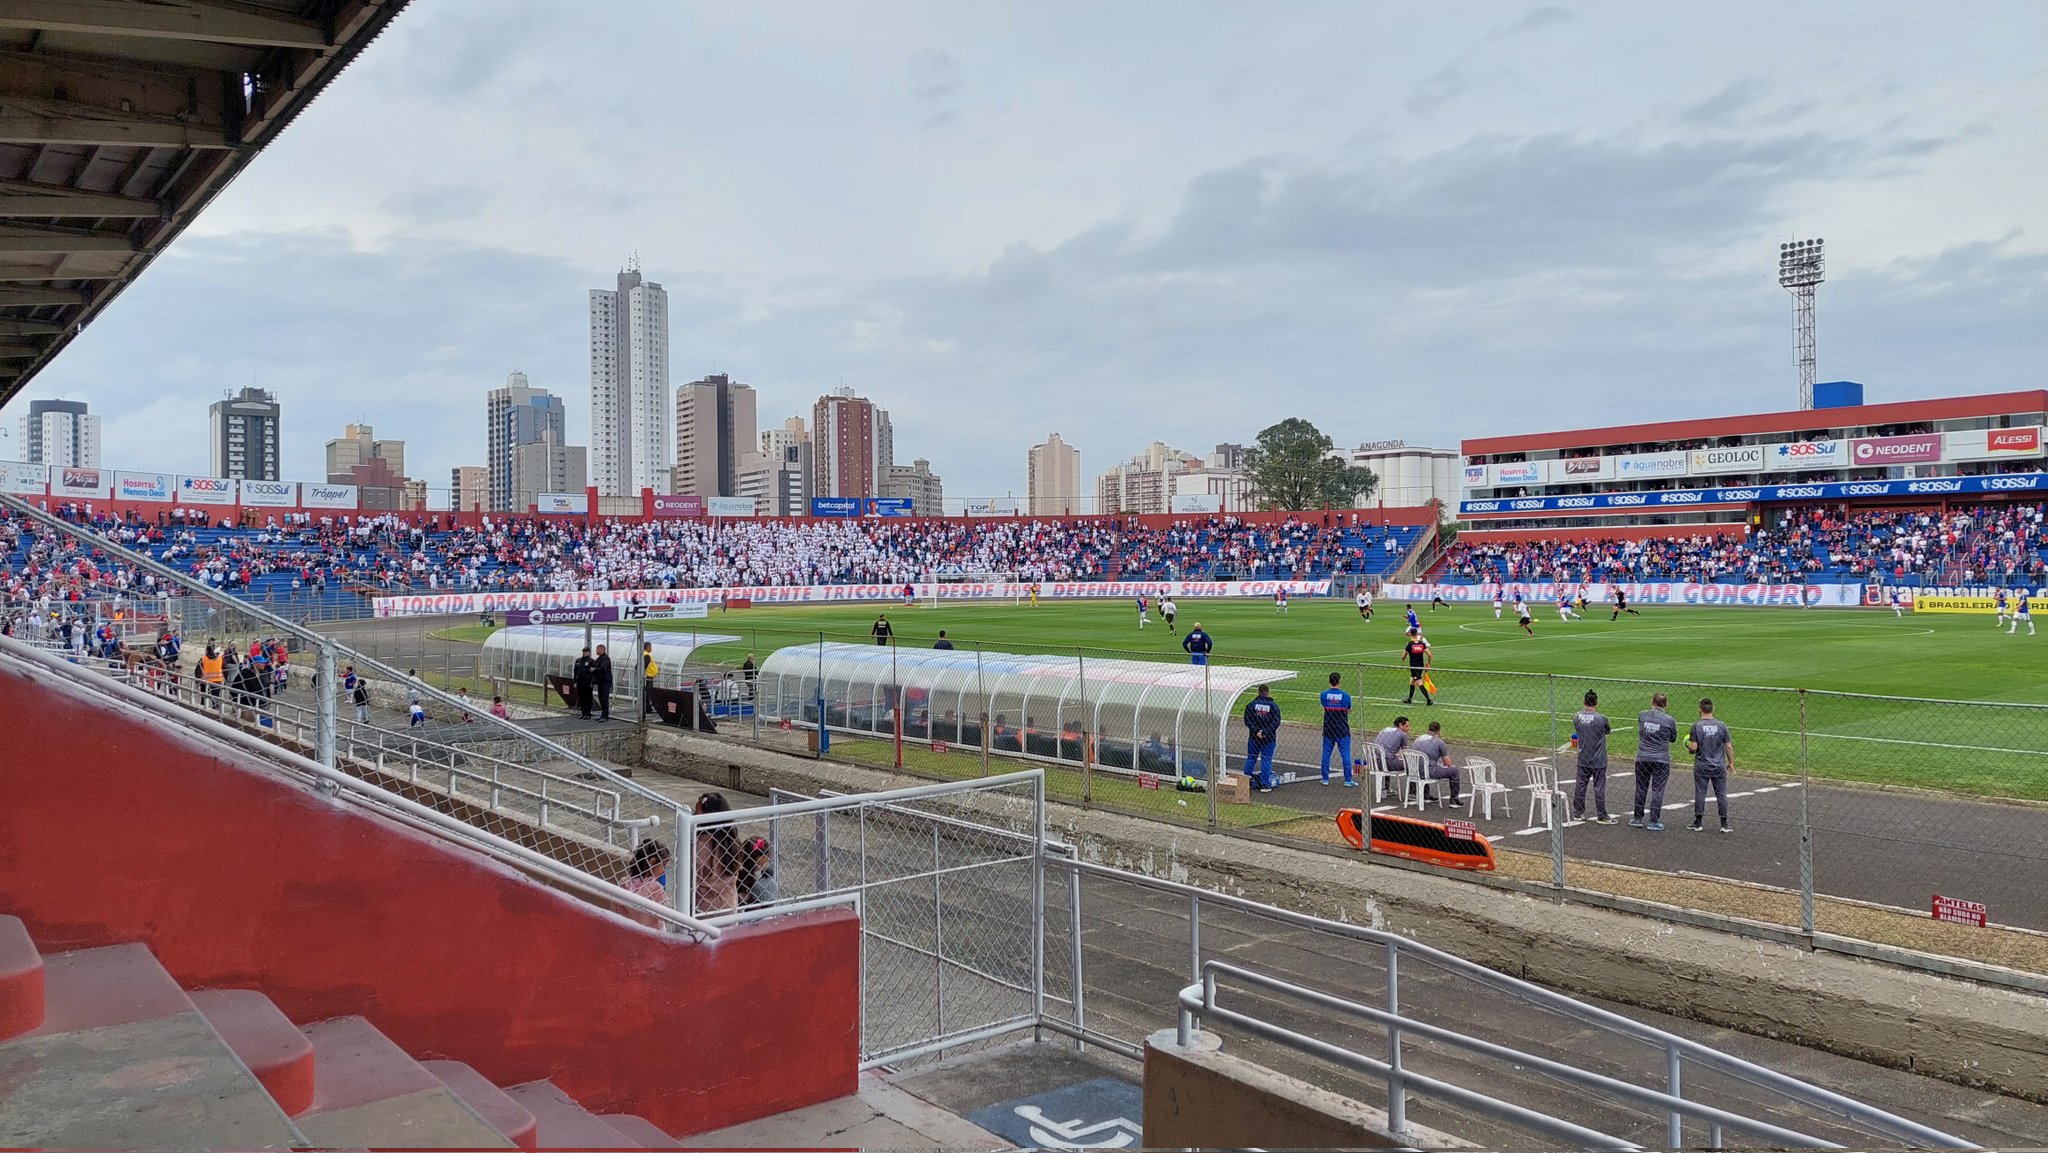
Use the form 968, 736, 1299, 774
1435, 501, 2048, 589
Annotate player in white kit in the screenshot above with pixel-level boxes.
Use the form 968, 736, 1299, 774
1355, 588, 1374, 621
1492, 590, 1503, 620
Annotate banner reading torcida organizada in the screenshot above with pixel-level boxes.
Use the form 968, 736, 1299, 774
1377, 581, 1865, 608
372, 579, 1334, 619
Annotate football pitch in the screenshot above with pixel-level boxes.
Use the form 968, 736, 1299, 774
646, 597, 2048, 800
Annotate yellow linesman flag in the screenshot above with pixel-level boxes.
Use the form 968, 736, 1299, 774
1422, 673, 1438, 695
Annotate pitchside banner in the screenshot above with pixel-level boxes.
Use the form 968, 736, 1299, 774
1460, 471, 2048, 515
302, 483, 358, 510
178, 475, 237, 505
239, 479, 298, 507
372, 579, 1335, 619
115, 471, 172, 502
1908, 587, 2043, 613
51, 467, 111, 499
1378, 582, 1865, 608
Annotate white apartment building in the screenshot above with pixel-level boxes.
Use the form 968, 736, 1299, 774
589, 266, 671, 497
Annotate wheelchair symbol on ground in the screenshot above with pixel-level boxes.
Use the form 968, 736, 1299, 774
966, 1076, 1142, 1150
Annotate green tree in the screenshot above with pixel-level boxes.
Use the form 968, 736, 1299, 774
1242, 418, 1378, 511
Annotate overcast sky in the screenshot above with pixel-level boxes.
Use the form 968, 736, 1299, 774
17, 0, 2047, 506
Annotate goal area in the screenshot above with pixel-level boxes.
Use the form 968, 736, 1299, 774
924, 571, 1023, 608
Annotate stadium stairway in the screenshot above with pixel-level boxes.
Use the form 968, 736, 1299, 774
0, 915, 687, 1149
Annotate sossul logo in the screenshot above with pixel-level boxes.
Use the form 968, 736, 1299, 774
1777, 440, 1837, 457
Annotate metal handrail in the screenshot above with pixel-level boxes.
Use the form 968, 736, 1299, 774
1178, 960, 1846, 1151
0, 636, 719, 940
1052, 856, 1974, 1151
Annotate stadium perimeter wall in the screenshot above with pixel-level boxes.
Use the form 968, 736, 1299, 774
0, 656, 862, 1136
1380, 581, 1867, 607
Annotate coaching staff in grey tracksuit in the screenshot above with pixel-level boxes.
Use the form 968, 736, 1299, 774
1631, 692, 1678, 830
1687, 697, 1735, 833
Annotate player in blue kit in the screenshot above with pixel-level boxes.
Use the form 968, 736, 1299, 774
1319, 672, 1356, 787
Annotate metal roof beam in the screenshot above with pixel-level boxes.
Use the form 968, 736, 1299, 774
0, 0, 330, 50
0, 319, 67, 336
0, 285, 86, 306
0, 340, 48, 359
0, 224, 138, 254
0, 176, 167, 218
0, 100, 232, 148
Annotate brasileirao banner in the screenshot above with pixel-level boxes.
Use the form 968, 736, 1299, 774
1378, 581, 1866, 608
372, 579, 1335, 619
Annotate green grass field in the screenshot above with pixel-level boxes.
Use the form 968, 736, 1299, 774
448, 598, 2048, 799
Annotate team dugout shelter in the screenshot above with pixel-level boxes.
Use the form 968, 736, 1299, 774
1457, 384, 2048, 542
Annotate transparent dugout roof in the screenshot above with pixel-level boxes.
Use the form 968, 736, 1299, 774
480, 625, 740, 684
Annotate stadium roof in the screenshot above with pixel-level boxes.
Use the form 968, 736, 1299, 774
1462, 390, 2048, 457
0, 0, 411, 407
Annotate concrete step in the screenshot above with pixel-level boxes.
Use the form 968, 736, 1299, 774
0, 915, 43, 1041
189, 989, 317, 1117
422, 1059, 540, 1150
27, 942, 190, 1036
600, 1112, 684, 1147
297, 1016, 513, 1149
504, 1080, 645, 1149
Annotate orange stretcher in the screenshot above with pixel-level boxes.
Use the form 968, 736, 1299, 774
1337, 808, 1496, 871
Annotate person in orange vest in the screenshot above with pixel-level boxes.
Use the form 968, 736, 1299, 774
197, 642, 226, 709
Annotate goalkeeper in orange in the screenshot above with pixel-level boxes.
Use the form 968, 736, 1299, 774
1402, 627, 1436, 706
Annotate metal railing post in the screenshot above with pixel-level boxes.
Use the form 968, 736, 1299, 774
1031, 773, 1046, 1041
672, 808, 694, 918
1799, 689, 1815, 941
314, 643, 337, 769
1204, 658, 1218, 831
1549, 674, 1565, 890
1387, 941, 1407, 1135
932, 826, 946, 1038
636, 620, 648, 729
1068, 852, 1086, 1050
977, 647, 990, 777
1078, 650, 1091, 806
1666, 1043, 1684, 1150
1189, 892, 1202, 985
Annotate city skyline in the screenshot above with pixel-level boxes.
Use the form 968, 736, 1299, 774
6, 3, 2040, 508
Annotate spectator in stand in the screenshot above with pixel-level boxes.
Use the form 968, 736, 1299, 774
489, 693, 510, 720
620, 840, 672, 926
693, 792, 741, 913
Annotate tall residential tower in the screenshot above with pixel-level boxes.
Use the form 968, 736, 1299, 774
18, 399, 99, 468
1027, 432, 1081, 516
486, 372, 568, 512
672, 373, 757, 498
589, 265, 671, 497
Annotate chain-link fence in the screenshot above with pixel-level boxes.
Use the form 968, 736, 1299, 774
233, 609, 2048, 984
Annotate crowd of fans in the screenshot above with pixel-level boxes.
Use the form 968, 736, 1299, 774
8, 507, 1407, 598
1437, 502, 2048, 587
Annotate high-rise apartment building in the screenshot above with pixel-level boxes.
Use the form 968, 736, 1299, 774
486, 372, 569, 512
450, 465, 488, 513
811, 388, 893, 499
737, 441, 812, 518
324, 423, 405, 483
1027, 432, 1081, 516
510, 430, 588, 511
1095, 441, 1202, 515
18, 399, 99, 468
671, 373, 757, 498
760, 415, 807, 459
589, 265, 670, 497
882, 458, 944, 515
207, 388, 281, 480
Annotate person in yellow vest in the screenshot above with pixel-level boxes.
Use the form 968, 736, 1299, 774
641, 641, 660, 716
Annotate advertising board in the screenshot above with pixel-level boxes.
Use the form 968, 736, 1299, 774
1613, 451, 1688, 479
866, 497, 915, 517
371, 579, 1336, 618
811, 497, 860, 517
1764, 439, 1847, 471
51, 467, 111, 499
963, 498, 1021, 517
1491, 461, 1545, 486
1851, 434, 1942, 466
1460, 465, 1488, 488
651, 493, 703, 517
302, 483, 358, 510
1911, 596, 1999, 614
239, 480, 298, 507
1170, 494, 1223, 514
1378, 581, 1864, 608
538, 492, 589, 514
178, 475, 237, 505
704, 496, 755, 517
115, 471, 171, 502
1559, 456, 1611, 480
1945, 427, 2044, 463
1458, 471, 2048, 515
0, 460, 46, 496
1689, 445, 1766, 474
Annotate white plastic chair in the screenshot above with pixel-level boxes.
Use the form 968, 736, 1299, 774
1359, 743, 1401, 803
1401, 748, 1448, 810
1522, 757, 1560, 828
1464, 757, 1511, 821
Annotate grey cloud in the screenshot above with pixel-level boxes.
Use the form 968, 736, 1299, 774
1406, 62, 1471, 116
1679, 78, 1772, 126
1493, 6, 1575, 39
908, 50, 965, 129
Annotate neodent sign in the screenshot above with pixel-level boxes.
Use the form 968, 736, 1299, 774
1852, 434, 1942, 465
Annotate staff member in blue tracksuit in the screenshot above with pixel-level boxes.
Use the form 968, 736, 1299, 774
1242, 685, 1281, 792
1182, 622, 1214, 665
1319, 672, 1357, 787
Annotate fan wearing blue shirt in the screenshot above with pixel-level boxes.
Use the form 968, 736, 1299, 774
1319, 672, 1357, 787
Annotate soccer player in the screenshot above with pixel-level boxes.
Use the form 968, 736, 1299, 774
1631, 692, 1677, 830
1571, 690, 1616, 824
1029, 582, 1041, 608
1430, 591, 1451, 611
1356, 587, 1375, 620
1686, 698, 1734, 833
1492, 589, 1504, 620
901, 582, 915, 607
1404, 605, 1420, 632
1513, 596, 1535, 637
1402, 627, 1434, 705
1887, 586, 1904, 617
1242, 684, 1281, 792
1610, 584, 1639, 620
1162, 596, 1179, 634
2013, 592, 2035, 635
1556, 591, 1578, 622
1995, 589, 2009, 627
1274, 587, 1289, 613
1136, 594, 1150, 629
1319, 672, 1356, 787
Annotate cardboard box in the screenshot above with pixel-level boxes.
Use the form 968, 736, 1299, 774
1215, 773, 1251, 805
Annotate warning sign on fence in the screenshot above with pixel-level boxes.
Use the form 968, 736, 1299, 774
1138, 773, 1160, 791
1931, 895, 1987, 927
1445, 819, 1477, 842
931, 739, 949, 755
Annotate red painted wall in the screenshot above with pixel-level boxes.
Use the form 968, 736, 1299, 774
0, 661, 859, 1136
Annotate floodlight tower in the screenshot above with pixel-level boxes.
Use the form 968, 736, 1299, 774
1778, 238, 1825, 409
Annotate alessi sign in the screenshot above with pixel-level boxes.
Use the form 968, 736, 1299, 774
1989, 428, 2041, 453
